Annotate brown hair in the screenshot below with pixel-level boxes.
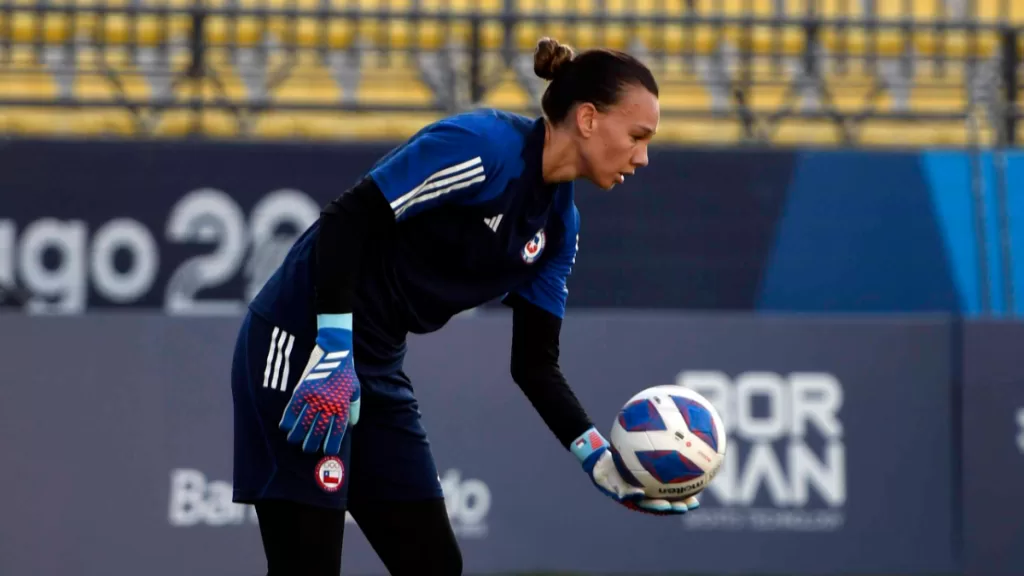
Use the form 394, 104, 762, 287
532, 37, 659, 125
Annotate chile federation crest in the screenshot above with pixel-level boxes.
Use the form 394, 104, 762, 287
522, 229, 546, 264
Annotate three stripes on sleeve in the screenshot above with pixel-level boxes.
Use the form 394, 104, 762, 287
388, 156, 486, 220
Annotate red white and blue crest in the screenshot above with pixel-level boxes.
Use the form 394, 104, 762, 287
315, 456, 345, 493
522, 229, 546, 264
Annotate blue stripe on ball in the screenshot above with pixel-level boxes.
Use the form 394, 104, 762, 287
636, 450, 705, 484
672, 396, 719, 452
617, 399, 667, 432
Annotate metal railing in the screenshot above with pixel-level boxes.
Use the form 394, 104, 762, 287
0, 0, 1020, 144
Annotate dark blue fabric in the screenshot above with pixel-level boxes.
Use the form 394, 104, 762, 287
249, 109, 579, 369
232, 311, 443, 510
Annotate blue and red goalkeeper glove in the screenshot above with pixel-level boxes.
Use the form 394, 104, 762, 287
571, 426, 699, 515
279, 313, 362, 455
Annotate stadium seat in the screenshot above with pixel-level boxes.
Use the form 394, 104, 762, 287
0, 9, 77, 44
0, 0, 1016, 145
771, 118, 852, 147
650, 57, 714, 115
480, 66, 532, 110
906, 59, 970, 114
657, 117, 744, 144
70, 46, 154, 101
703, 0, 1019, 23
355, 50, 435, 106
259, 48, 344, 104
858, 119, 973, 147
149, 109, 242, 136
969, 0, 1024, 23
0, 46, 59, 99
250, 110, 440, 139
824, 62, 897, 115
258, 0, 505, 52
0, 106, 139, 136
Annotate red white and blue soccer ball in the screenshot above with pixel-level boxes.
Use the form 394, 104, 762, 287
610, 385, 728, 500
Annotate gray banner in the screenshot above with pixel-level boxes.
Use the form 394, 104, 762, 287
0, 312, 957, 575
962, 321, 1024, 576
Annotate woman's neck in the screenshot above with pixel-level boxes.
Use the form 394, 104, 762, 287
541, 120, 580, 183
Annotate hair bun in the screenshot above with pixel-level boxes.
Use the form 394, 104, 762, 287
533, 37, 575, 80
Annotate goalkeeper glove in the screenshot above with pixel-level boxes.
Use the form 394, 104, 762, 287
279, 313, 362, 455
571, 426, 700, 515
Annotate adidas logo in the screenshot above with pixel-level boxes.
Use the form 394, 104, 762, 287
483, 214, 503, 232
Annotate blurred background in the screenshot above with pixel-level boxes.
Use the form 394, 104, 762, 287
0, 0, 1022, 575
0, 0, 1021, 145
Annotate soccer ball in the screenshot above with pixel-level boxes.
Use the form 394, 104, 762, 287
610, 385, 727, 500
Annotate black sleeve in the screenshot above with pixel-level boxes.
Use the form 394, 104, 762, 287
508, 293, 595, 450
314, 176, 394, 315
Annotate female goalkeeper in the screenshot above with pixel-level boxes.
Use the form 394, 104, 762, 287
231, 36, 698, 576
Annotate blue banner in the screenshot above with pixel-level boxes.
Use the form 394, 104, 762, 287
2, 140, 1023, 315
0, 140, 386, 315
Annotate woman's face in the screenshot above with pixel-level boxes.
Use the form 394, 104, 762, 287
576, 84, 660, 190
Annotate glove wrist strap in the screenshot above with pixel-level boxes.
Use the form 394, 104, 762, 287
570, 427, 608, 464
317, 313, 353, 331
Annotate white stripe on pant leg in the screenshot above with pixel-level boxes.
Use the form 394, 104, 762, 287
269, 329, 289, 391
263, 327, 280, 389
279, 334, 295, 393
